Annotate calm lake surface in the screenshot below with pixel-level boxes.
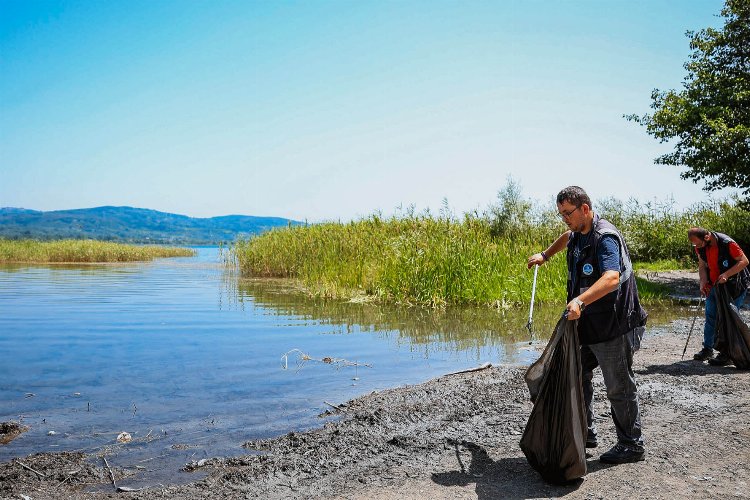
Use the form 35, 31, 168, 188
0, 247, 689, 484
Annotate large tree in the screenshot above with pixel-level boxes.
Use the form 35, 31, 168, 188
627, 0, 750, 197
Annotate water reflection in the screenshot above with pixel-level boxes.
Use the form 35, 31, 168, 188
230, 278, 692, 351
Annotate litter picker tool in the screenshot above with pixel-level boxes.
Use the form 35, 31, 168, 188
526, 264, 539, 344
681, 296, 705, 360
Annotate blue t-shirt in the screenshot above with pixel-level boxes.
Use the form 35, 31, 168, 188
574, 232, 621, 275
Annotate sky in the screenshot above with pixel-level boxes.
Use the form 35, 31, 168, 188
0, 0, 733, 222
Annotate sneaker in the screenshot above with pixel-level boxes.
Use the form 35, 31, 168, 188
708, 352, 732, 366
599, 444, 645, 464
693, 347, 714, 361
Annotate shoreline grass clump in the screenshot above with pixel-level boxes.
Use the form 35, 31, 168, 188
230, 181, 750, 308
0, 239, 195, 263
231, 194, 569, 307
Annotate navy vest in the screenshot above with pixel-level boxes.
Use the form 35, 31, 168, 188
697, 232, 750, 298
566, 215, 648, 345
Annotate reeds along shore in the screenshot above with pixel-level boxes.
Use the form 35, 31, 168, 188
0, 239, 195, 263
230, 192, 750, 307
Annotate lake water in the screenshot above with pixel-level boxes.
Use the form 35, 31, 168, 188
0, 247, 689, 485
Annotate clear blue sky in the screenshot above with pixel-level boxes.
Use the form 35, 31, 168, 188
0, 0, 731, 221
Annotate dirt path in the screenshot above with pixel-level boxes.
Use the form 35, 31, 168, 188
2, 273, 749, 499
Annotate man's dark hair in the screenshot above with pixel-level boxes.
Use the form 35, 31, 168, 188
556, 186, 592, 209
688, 227, 710, 239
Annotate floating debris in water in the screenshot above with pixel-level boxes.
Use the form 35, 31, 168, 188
281, 349, 373, 372
116, 432, 132, 443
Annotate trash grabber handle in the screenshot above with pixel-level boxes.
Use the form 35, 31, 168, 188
526, 264, 539, 341
681, 296, 705, 360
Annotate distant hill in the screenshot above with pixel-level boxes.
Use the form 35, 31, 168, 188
0, 206, 300, 244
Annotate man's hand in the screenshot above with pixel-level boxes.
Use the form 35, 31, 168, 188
700, 280, 711, 296
566, 298, 582, 320
717, 273, 729, 285
527, 253, 545, 269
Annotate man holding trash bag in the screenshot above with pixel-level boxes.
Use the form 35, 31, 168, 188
527, 186, 648, 464
688, 227, 750, 365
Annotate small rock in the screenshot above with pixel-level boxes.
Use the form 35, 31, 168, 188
47, 430, 57, 436
117, 431, 132, 443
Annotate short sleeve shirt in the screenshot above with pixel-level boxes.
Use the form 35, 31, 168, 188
574, 232, 621, 276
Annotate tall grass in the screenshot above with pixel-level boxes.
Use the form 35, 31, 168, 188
0, 239, 195, 263
232, 209, 564, 307
598, 196, 750, 264
230, 182, 750, 307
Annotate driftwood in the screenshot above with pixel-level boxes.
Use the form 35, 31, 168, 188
15, 459, 45, 479
444, 363, 493, 376
102, 456, 117, 489
323, 400, 347, 412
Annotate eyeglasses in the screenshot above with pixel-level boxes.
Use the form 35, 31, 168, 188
557, 206, 581, 219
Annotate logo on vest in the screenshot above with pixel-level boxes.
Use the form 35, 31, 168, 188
723, 260, 730, 268
582, 263, 594, 276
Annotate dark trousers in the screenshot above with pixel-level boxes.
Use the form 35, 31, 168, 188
703, 287, 747, 349
581, 332, 644, 450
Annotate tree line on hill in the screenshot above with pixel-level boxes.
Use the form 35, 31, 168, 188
0, 206, 299, 244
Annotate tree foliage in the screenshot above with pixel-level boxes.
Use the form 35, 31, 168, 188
627, 0, 750, 196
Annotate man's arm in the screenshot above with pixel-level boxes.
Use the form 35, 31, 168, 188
566, 270, 620, 320
698, 259, 710, 296
527, 230, 571, 268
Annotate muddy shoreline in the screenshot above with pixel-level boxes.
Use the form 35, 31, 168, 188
3, 273, 749, 499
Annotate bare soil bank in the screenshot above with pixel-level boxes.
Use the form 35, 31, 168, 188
2, 273, 749, 499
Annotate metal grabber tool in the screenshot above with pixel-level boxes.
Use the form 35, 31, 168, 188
526, 264, 539, 344
681, 296, 705, 360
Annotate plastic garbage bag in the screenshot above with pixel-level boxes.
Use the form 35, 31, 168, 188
714, 284, 750, 370
520, 315, 587, 484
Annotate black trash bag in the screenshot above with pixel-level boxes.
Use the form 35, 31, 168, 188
714, 283, 750, 370
520, 315, 587, 484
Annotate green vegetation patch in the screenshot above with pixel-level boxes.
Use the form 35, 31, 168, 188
230, 182, 750, 308
230, 214, 567, 306
0, 239, 195, 263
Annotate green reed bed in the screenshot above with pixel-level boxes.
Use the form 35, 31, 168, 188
598, 196, 750, 264
232, 214, 567, 307
0, 239, 195, 263
231, 183, 750, 308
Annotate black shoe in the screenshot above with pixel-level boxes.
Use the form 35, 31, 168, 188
586, 435, 598, 449
599, 444, 645, 464
708, 352, 732, 366
693, 347, 714, 361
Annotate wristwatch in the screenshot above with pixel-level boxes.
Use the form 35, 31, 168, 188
573, 297, 586, 311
